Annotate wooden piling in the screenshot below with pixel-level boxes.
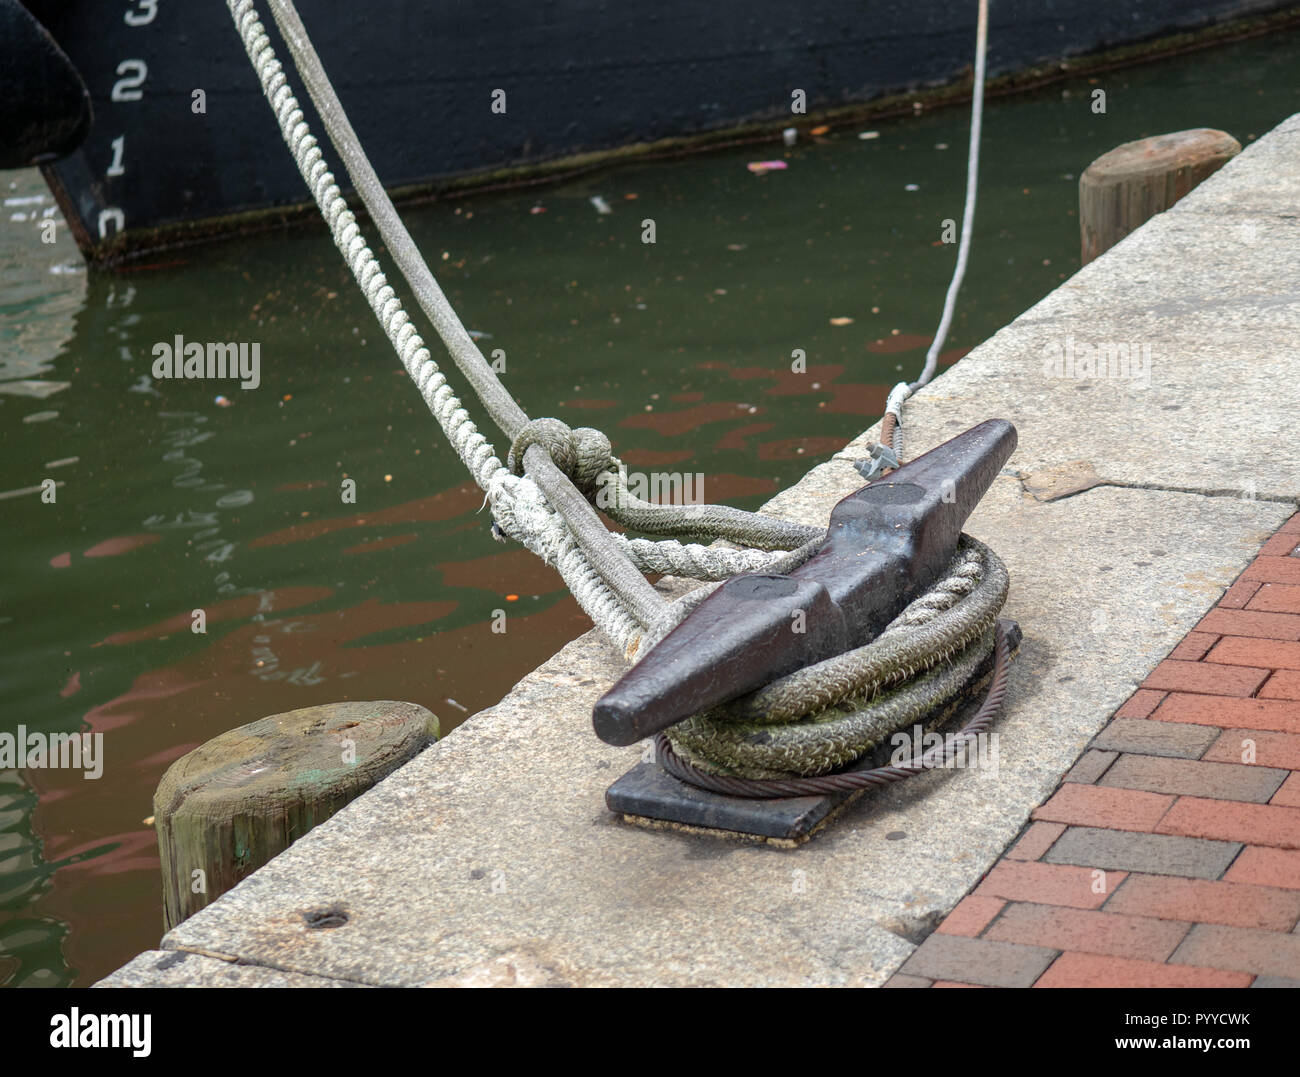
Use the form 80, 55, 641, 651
153, 700, 437, 930
1079, 128, 1241, 264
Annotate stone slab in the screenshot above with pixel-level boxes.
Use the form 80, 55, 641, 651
96, 950, 367, 988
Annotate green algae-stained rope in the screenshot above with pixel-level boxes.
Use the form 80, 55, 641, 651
734, 536, 1007, 724
654, 620, 1013, 797
664, 538, 1009, 778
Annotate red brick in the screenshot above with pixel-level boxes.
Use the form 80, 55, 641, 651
1260, 531, 1300, 557
1141, 660, 1269, 697
1169, 632, 1219, 661
1116, 689, 1166, 720
1007, 821, 1066, 861
1197, 608, 1300, 641
1156, 796, 1300, 849
984, 902, 1189, 961
936, 895, 1005, 937
1272, 773, 1300, 808
1226, 846, 1300, 889
1203, 729, 1300, 769
1248, 583, 1300, 614
1281, 514, 1300, 535
1171, 923, 1300, 979
1260, 670, 1300, 700
1035, 952, 1252, 988
975, 861, 1125, 910
931, 981, 985, 988
1107, 873, 1300, 931
1033, 783, 1174, 831
1152, 693, 1300, 735
1206, 636, 1300, 672
1243, 557, 1300, 585
1219, 578, 1262, 609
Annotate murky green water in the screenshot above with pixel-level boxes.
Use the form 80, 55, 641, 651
2, 30, 1298, 987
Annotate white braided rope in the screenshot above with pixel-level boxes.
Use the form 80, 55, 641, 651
228, 0, 654, 647
228, 0, 835, 659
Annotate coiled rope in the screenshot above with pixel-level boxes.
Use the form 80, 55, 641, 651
227, 0, 1004, 788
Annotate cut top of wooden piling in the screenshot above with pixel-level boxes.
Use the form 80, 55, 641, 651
154, 700, 437, 930
1079, 128, 1241, 264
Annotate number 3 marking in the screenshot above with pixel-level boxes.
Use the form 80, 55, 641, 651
124, 0, 158, 26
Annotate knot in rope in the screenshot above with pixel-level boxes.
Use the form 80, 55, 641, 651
507, 418, 613, 500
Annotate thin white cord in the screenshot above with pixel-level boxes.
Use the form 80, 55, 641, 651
912, 0, 988, 392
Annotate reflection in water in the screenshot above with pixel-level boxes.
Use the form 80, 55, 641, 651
2, 31, 1299, 985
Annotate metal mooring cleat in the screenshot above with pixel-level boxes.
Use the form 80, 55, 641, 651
593, 419, 1017, 747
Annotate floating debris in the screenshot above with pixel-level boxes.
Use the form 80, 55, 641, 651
589, 195, 613, 215
746, 160, 788, 175
810, 124, 830, 136
214, 395, 232, 407
858, 130, 880, 140
905, 183, 920, 191
782, 127, 797, 147
529, 205, 547, 214
445, 697, 469, 713
0, 380, 70, 399
467, 329, 493, 340
829, 316, 855, 326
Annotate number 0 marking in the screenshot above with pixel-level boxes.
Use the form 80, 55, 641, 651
124, 0, 159, 27
111, 60, 148, 102
98, 208, 125, 239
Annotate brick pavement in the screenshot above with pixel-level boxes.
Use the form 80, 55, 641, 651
886, 513, 1300, 988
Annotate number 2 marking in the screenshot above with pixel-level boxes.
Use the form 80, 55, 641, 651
111, 59, 148, 102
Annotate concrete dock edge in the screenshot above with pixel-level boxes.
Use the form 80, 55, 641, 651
98, 111, 1300, 988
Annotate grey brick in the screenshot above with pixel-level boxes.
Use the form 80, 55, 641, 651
1092, 718, 1220, 759
1044, 826, 1242, 879
882, 973, 933, 988
1064, 749, 1118, 785
1172, 924, 1300, 979
1100, 754, 1288, 803
1252, 976, 1300, 988
898, 934, 1058, 989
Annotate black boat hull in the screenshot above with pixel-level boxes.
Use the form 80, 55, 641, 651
25, 0, 1297, 266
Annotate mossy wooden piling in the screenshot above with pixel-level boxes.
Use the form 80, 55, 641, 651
1079, 128, 1240, 264
154, 701, 437, 930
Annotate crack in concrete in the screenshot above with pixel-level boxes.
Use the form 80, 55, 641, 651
157, 942, 379, 988
1009, 469, 1299, 507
